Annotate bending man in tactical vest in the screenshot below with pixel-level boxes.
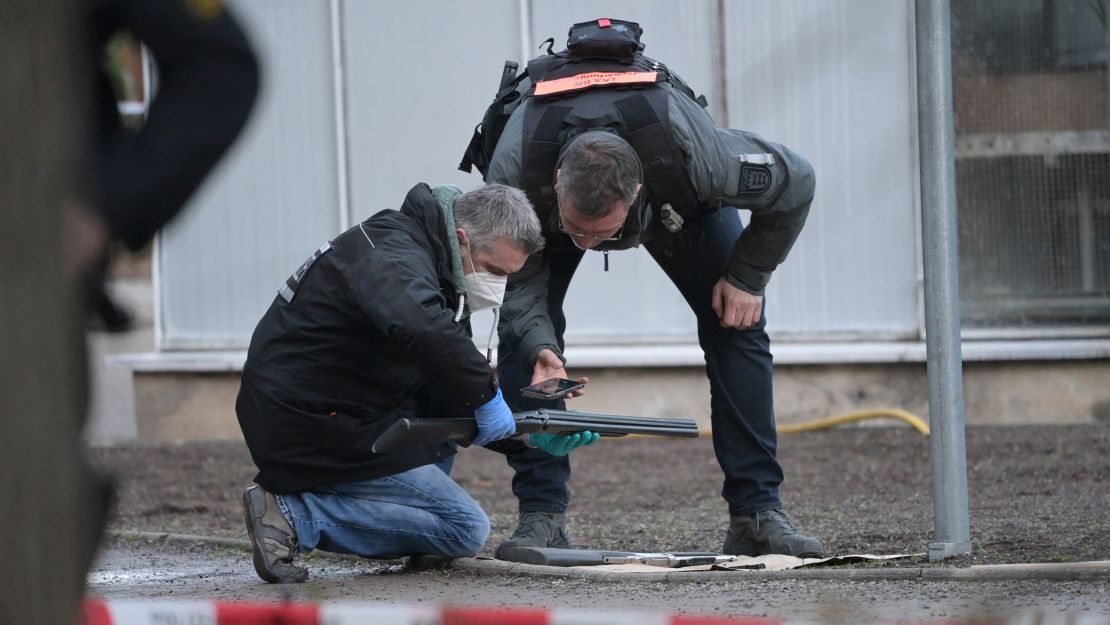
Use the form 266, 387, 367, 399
235, 184, 597, 583
476, 19, 824, 559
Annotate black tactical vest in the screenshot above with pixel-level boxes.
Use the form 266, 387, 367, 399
459, 19, 712, 250
520, 52, 708, 250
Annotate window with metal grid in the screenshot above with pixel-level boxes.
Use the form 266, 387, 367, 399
952, 0, 1110, 329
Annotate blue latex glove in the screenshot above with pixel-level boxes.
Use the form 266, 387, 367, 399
529, 431, 600, 456
472, 388, 517, 446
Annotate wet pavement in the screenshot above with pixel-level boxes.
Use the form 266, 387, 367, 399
88, 537, 1110, 622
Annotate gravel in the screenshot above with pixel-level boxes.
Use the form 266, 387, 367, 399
90, 423, 1110, 566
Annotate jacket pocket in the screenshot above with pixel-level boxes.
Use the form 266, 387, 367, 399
269, 397, 389, 462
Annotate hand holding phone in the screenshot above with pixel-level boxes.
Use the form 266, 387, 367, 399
520, 377, 587, 400
529, 348, 589, 400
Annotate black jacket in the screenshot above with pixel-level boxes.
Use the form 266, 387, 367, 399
86, 0, 260, 250
236, 184, 498, 493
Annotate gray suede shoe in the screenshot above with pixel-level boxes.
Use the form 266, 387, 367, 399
723, 509, 825, 558
243, 484, 308, 583
495, 511, 573, 559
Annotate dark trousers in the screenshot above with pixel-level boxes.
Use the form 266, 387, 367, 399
492, 208, 784, 517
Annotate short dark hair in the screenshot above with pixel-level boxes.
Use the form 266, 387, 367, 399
556, 131, 641, 219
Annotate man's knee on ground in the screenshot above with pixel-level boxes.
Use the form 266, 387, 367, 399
438, 506, 491, 558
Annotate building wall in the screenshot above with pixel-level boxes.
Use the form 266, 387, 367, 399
156, 1, 923, 351
131, 360, 1110, 443
956, 71, 1106, 134
135, 2, 1109, 446
158, 1, 343, 348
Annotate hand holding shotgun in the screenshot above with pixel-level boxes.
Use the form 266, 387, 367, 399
370, 408, 699, 454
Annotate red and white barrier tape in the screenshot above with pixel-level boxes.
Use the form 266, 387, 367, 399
82, 600, 1110, 625
81, 599, 780, 625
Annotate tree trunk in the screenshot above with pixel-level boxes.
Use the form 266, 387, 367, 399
0, 3, 91, 624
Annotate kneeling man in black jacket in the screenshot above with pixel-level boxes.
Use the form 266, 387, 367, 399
236, 183, 597, 583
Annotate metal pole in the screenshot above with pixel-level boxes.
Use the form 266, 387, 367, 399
329, 0, 352, 231
518, 0, 532, 68
915, 0, 972, 561
711, 0, 730, 127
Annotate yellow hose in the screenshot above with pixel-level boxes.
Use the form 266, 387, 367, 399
776, 408, 930, 436
601, 407, 929, 441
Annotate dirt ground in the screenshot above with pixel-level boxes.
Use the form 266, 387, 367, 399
90, 423, 1110, 566
85, 537, 1110, 619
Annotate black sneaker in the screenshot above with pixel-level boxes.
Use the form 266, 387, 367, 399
495, 511, 573, 559
243, 484, 308, 583
722, 509, 826, 558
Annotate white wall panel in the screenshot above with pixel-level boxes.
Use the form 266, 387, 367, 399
159, 1, 341, 348
341, 0, 519, 221
156, 2, 921, 351
725, 0, 920, 338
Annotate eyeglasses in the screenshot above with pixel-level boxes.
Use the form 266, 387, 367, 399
557, 217, 625, 242
556, 197, 628, 243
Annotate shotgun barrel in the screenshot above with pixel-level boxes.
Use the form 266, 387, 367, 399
370, 409, 699, 454
496, 546, 734, 568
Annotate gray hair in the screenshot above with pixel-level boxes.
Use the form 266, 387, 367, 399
555, 131, 641, 219
453, 183, 544, 255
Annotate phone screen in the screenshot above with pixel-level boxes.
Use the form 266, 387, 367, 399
539, 378, 581, 393
522, 377, 585, 398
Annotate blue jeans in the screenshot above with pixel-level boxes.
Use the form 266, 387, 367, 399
277, 464, 490, 559
494, 208, 784, 517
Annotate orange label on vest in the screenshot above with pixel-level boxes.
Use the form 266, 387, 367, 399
533, 71, 658, 96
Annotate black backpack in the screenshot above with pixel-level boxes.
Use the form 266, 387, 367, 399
458, 18, 707, 179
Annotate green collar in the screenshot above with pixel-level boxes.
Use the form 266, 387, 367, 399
431, 184, 467, 295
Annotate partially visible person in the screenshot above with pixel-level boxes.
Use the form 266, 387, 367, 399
72, 0, 260, 269
473, 19, 823, 559
87, 255, 135, 332
236, 183, 597, 583
68, 0, 260, 595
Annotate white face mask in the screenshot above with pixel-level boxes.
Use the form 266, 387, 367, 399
462, 237, 507, 312
464, 270, 507, 312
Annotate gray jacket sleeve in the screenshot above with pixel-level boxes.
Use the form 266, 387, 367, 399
499, 251, 563, 369
487, 101, 563, 368
668, 90, 815, 295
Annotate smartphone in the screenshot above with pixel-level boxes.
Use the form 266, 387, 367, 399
520, 377, 586, 400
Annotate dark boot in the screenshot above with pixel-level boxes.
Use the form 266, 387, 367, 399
495, 511, 573, 559
242, 484, 308, 583
723, 509, 825, 558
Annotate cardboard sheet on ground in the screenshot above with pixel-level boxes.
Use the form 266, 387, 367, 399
568, 553, 923, 573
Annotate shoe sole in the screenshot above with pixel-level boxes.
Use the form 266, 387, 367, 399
243, 486, 307, 584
